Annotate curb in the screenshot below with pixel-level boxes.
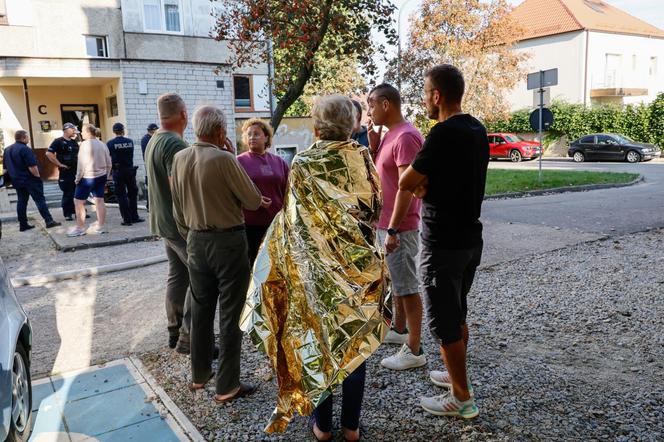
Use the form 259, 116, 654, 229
10, 254, 167, 286
50, 234, 159, 252
485, 175, 644, 200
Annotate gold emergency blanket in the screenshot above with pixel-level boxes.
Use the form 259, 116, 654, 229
240, 139, 388, 433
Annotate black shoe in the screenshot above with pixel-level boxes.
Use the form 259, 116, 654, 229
168, 334, 179, 349
19, 224, 35, 232
45, 221, 61, 228
65, 215, 74, 221
131, 217, 145, 223
121, 221, 133, 226
85, 214, 90, 219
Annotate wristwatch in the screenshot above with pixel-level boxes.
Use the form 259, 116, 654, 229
387, 228, 399, 236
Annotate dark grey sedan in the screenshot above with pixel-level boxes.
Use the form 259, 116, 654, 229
568, 133, 661, 163
0, 256, 32, 442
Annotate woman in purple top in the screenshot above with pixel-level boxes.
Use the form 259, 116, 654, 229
237, 118, 290, 265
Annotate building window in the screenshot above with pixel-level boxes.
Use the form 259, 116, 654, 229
234, 76, 252, 109
85, 36, 108, 58
651, 57, 658, 77
107, 96, 119, 117
0, 0, 8, 25
142, 0, 182, 33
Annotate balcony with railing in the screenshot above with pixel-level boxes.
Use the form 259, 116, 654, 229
590, 70, 649, 98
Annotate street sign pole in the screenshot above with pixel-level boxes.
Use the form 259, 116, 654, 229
538, 70, 544, 182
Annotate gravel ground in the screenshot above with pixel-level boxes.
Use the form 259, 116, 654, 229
140, 229, 664, 441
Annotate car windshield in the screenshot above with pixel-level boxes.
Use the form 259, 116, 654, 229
613, 134, 634, 144
505, 134, 523, 142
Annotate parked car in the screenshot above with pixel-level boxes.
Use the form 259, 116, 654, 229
0, 256, 33, 442
488, 133, 542, 162
568, 133, 661, 163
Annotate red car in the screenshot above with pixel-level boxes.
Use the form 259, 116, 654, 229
488, 133, 541, 162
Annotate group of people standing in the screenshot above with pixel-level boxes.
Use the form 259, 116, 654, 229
2, 120, 156, 236
145, 63, 489, 441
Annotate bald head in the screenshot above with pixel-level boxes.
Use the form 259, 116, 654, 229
157, 93, 188, 135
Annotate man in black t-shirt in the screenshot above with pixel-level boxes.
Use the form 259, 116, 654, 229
46, 122, 79, 220
393, 64, 489, 419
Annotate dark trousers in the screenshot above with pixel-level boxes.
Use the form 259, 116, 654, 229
245, 224, 269, 266
113, 167, 139, 222
15, 179, 54, 227
187, 229, 250, 395
313, 362, 366, 432
164, 237, 191, 344
58, 170, 76, 218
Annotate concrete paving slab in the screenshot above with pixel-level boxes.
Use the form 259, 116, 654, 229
35, 208, 155, 252
29, 358, 199, 442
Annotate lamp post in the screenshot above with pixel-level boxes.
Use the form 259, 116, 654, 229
397, 0, 418, 91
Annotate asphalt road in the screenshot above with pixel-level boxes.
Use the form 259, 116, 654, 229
484, 158, 664, 235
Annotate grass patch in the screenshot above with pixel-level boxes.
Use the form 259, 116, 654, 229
486, 170, 639, 196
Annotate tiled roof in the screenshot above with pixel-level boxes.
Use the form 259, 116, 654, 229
511, 0, 664, 41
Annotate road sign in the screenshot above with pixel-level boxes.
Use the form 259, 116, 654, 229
530, 108, 553, 132
527, 68, 558, 90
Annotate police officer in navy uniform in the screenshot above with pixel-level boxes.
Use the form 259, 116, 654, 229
107, 122, 144, 226
46, 122, 79, 220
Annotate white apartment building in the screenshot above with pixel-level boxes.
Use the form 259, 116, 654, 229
507, 0, 664, 110
0, 0, 271, 180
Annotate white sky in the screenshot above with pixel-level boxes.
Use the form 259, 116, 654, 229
374, 0, 664, 80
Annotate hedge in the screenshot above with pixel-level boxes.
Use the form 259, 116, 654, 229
487, 93, 664, 147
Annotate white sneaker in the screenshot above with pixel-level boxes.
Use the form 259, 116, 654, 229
89, 223, 107, 234
66, 227, 87, 237
420, 391, 479, 419
380, 343, 426, 370
383, 328, 408, 345
430, 370, 474, 396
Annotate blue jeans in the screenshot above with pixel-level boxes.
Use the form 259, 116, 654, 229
313, 362, 366, 433
15, 179, 54, 227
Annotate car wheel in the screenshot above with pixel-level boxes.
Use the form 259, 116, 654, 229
573, 151, 585, 163
8, 341, 32, 442
510, 150, 522, 163
626, 150, 641, 163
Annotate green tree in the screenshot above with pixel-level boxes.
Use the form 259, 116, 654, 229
395, 0, 529, 131
212, 0, 396, 129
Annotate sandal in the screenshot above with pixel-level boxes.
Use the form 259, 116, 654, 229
309, 416, 332, 442
213, 382, 257, 404
189, 372, 214, 392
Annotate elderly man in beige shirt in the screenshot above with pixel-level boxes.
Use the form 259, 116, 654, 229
171, 105, 267, 404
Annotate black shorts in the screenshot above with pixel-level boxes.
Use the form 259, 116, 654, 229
420, 242, 483, 345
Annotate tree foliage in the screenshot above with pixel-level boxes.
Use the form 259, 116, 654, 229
285, 54, 367, 117
395, 0, 529, 131
487, 95, 664, 148
212, 0, 396, 129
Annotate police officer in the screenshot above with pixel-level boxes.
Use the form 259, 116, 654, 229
107, 122, 144, 226
46, 122, 79, 220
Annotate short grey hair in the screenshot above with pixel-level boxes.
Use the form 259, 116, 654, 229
192, 105, 227, 139
157, 93, 186, 120
82, 124, 97, 137
312, 95, 356, 141
14, 130, 28, 141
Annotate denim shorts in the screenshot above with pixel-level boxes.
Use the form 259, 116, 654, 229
376, 229, 420, 296
74, 175, 107, 200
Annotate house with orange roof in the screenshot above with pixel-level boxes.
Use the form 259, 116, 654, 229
507, 0, 664, 110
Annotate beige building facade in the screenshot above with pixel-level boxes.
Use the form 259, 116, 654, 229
0, 0, 271, 179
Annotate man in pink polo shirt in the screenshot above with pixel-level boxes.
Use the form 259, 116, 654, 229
367, 83, 426, 370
